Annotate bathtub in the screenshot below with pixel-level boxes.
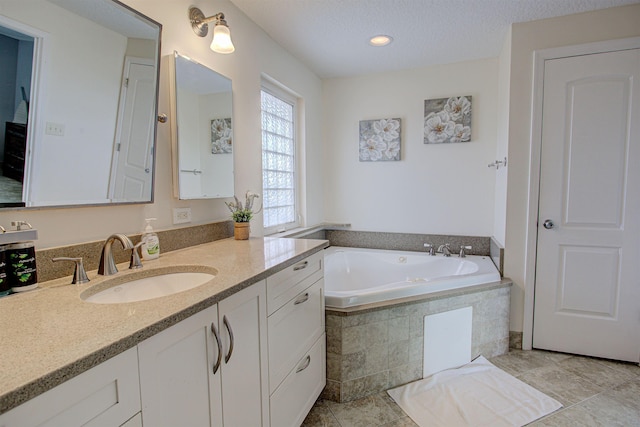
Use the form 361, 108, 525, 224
324, 246, 501, 308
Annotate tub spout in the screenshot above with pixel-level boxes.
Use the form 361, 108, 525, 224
437, 244, 451, 257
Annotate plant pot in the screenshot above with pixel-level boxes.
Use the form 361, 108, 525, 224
234, 222, 250, 240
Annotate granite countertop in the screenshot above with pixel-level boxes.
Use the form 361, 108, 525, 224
0, 236, 329, 414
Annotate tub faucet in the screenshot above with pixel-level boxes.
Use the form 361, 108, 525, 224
459, 245, 472, 258
423, 243, 436, 256
98, 233, 134, 276
437, 244, 451, 257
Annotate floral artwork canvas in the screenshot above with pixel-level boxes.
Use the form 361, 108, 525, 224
359, 118, 401, 161
423, 96, 472, 144
211, 118, 233, 154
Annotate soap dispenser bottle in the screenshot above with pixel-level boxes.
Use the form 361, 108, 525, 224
141, 218, 160, 260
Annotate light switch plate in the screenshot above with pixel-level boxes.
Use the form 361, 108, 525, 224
45, 122, 65, 136
172, 207, 192, 224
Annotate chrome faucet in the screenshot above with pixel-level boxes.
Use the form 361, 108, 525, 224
98, 233, 134, 275
459, 245, 472, 258
437, 244, 451, 257
423, 243, 436, 256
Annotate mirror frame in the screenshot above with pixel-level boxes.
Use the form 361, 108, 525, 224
0, 0, 162, 210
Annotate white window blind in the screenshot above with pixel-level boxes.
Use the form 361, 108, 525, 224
261, 87, 297, 231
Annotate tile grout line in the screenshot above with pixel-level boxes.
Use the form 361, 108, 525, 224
517, 355, 638, 422
324, 401, 343, 427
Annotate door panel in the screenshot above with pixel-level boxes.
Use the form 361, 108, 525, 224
563, 76, 629, 228
533, 48, 640, 362
556, 245, 620, 317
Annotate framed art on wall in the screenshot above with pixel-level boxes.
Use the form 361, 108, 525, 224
424, 96, 471, 144
359, 118, 401, 161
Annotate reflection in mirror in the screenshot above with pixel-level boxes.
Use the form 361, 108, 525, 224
0, 0, 161, 208
172, 52, 234, 199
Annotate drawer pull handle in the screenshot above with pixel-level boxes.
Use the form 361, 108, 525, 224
293, 261, 308, 271
294, 292, 310, 305
223, 315, 234, 364
296, 355, 311, 373
211, 322, 222, 374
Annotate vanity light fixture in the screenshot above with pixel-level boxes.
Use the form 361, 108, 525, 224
369, 35, 393, 47
189, 6, 235, 54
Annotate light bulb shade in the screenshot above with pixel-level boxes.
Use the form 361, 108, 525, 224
210, 23, 235, 54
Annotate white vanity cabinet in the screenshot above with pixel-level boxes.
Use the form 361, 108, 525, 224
0, 347, 141, 427
138, 281, 269, 427
0, 246, 326, 427
267, 252, 326, 426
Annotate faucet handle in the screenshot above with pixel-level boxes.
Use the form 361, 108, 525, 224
423, 243, 436, 256
130, 242, 144, 270
52, 257, 90, 284
459, 245, 472, 257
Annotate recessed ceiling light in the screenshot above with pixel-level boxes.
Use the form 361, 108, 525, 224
369, 35, 393, 47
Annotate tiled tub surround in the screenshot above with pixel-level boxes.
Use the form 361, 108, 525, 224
323, 281, 511, 402
0, 236, 328, 415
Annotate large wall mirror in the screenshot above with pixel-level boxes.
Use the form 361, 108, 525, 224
0, 0, 161, 208
171, 52, 234, 200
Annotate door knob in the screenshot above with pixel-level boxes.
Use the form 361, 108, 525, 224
543, 219, 555, 229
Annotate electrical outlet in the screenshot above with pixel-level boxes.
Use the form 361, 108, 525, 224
173, 207, 192, 224
45, 122, 65, 136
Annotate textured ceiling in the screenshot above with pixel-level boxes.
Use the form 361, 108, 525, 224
229, 0, 640, 78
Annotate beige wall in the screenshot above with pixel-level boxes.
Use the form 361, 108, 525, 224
0, 0, 323, 248
504, 4, 640, 333
493, 26, 511, 247
322, 58, 499, 236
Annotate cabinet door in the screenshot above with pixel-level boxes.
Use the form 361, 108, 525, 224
0, 347, 140, 427
138, 305, 222, 427
218, 280, 269, 427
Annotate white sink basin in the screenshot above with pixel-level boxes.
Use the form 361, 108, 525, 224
83, 271, 215, 304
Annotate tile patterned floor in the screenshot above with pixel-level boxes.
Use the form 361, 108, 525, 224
302, 350, 640, 426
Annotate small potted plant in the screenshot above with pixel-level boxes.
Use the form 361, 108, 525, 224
225, 191, 261, 240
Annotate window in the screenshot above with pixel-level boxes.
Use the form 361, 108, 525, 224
261, 84, 298, 233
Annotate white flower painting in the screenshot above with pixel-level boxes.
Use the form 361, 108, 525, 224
211, 118, 233, 154
359, 118, 401, 161
424, 96, 471, 144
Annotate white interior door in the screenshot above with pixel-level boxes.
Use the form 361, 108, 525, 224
109, 56, 155, 201
533, 48, 640, 362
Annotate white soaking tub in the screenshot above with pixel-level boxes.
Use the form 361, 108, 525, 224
324, 246, 501, 308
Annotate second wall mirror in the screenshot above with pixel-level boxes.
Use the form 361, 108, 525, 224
171, 52, 234, 200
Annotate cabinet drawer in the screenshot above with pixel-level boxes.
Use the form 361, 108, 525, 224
270, 335, 326, 427
0, 347, 140, 427
267, 251, 323, 315
268, 279, 324, 393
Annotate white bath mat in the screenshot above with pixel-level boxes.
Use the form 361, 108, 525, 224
387, 356, 562, 427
